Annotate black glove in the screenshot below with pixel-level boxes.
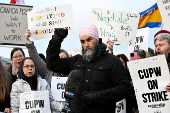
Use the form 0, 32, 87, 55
82, 91, 101, 105
52, 28, 68, 40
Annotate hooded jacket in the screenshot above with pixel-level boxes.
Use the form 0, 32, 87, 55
46, 37, 131, 113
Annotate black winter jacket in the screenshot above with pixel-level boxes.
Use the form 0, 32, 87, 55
46, 38, 131, 113
0, 95, 10, 112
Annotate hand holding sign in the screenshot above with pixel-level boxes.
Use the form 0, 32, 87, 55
127, 55, 170, 113
106, 40, 114, 53
4, 108, 11, 113
165, 82, 170, 92
25, 29, 31, 44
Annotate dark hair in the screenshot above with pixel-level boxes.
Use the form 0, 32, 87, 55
0, 59, 12, 102
10, 48, 25, 60
148, 47, 156, 57
134, 49, 150, 59
117, 54, 129, 69
39, 53, 46, 62
60, 49, 69, 58
18, 57, 38, 90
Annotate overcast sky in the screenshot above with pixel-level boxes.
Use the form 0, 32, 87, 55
0, 0, 161, 59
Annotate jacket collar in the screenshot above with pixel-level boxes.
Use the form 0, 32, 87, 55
99, 38, 107, 55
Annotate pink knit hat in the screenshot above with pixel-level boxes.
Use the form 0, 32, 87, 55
79, 24, 99, 40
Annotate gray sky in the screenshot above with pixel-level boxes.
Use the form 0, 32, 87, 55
0, 0, 160, 59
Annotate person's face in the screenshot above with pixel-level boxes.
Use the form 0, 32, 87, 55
155, 39, 170, 58
12, 50, 25, 69
59, 52, 67, 58
23, 59, 35, 77
119, 58, 126, 69
138, 55, 142, 59
80, 36, 98, 50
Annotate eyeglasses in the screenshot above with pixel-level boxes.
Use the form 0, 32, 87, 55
23, 65, 35, 69
12, 55, 24, 59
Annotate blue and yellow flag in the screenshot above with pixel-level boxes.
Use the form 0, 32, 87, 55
138, 3, 162, 29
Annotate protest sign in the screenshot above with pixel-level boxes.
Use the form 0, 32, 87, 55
19, 90, 51, 113
90, 8, 140, 46
157, 0, 170, 31
27, 4, 74, 40
72, 47, 82, 56
51, 77, 68, 102
0, 3, 32, 46
127, 55, 170, 113
128, 27, 149, 52
115, 99, 126, 113
134, 27, 149, 51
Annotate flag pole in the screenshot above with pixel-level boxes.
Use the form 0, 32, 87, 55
160, 22, 164, 30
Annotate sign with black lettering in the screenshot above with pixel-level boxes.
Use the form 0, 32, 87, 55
127, 55, 170, 113
128, 27, 149, 52
157, 0, 170, 31
27, 4, 74, 40
51, 77, 68, 101
0, 3, 32, 46
115, 99, 126, 113
19, 90, 51, 113
90, 8, 140, 46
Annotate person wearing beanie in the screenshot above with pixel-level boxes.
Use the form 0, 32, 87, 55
154, 30, 170, 58
46, 24, 131, 113
154, 30, 170, 93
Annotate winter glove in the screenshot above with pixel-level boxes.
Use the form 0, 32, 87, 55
52, 28, 68, 41
82, 91, 101, 105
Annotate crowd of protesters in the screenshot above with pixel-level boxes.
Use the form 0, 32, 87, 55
1, 24, 170, 113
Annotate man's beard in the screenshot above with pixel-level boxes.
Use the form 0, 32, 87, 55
82, 43, 101, 62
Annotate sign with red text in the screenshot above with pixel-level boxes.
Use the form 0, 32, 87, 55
0, 3, 32, 46
157, 0, 170, 31
19, 90, 51, 113
90, 8, 140, 46
27, 4, 74, 40
51, 77, 68, 102
127, 55, 170, 113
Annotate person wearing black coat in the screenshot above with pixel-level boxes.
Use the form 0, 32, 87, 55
46, 24, 131, 113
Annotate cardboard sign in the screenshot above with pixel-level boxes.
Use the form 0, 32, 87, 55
127, 55, 170, 113
51, 77, 68, 101
157, 0, 170, 31
0, 3, 32, 46
128, 27, 149, 52
19, 90, 51, 113
90, 8, 140, 46
72, 47, 82, 56
115, 99, 126, 113
27, 4, 74, 40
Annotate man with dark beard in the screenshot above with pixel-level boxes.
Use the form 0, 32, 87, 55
46, 24, 131, 113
